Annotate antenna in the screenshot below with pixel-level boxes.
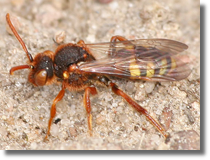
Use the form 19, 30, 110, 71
6, 13, 33, 62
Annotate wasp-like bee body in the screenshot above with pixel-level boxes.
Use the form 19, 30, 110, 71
6, 13, 191, 141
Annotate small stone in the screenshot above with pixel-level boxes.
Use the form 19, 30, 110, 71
144, 82, 155, 94
51, 124, 59, 137
161, 107, 172, 130
54, 31, 66, 44
69, 127, 77, 137
170, 130, 200, 150
125, 81, 135, 94
96, 115, 106, 125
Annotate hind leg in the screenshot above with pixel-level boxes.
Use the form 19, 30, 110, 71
109, 82, 169, 139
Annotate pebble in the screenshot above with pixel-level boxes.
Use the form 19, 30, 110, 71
144, 82, 155, 94
51, 124, 59, 137
161, 107, 172, 130
170, 130, 200, 150
54, 31, 66, 44
125, 81, 135, 94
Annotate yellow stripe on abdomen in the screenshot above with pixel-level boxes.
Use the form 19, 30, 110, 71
146, 62, 155, 77
129, 59, 141, 76
129, 57, 177, 78
159, 57, 177, 75
159, 58, 167, 75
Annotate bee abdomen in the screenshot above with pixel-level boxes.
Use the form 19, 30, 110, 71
129, 56, 176, 78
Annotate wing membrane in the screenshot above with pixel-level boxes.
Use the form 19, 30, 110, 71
80, 39, 191, 81
85, 39, 188, 60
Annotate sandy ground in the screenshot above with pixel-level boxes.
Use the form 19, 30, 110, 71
0, 0, 200, 150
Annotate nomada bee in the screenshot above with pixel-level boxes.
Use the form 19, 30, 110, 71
6, 13, 191, 140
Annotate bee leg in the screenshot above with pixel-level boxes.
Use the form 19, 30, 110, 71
44, 84, 66, 141
109, 82, 169, 139
77, 40, 88, 49
109, 36, 134, 56
84, 86, 97, 136
110, 35, 129, 42
77, 40, 85, 45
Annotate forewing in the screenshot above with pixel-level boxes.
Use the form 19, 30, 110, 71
85, 38, 188, 60
131, 39, 188, 54
80, 39, 191, 81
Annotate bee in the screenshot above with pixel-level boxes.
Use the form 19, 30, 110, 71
6, 13, 191, 141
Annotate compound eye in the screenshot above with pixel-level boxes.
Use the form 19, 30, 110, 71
35, 69, 47, 86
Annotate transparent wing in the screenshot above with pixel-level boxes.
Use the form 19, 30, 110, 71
80, 39, 191, 81
85, 38, 188, 60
